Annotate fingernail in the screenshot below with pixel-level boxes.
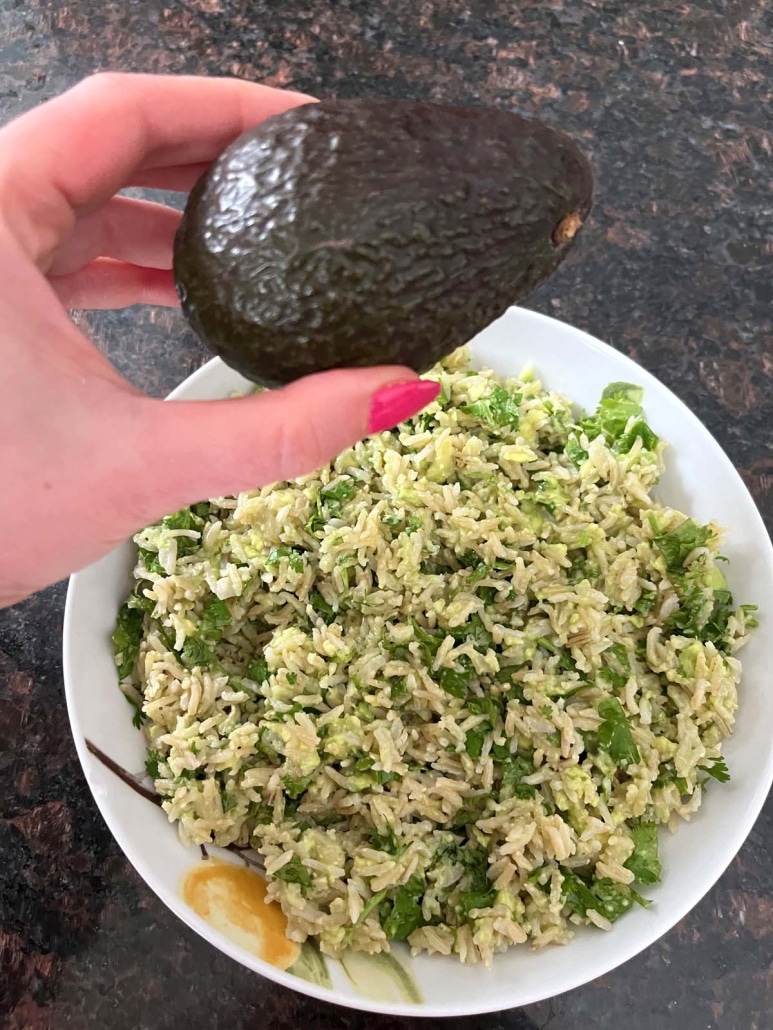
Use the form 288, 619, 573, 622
368, 379, 441, 434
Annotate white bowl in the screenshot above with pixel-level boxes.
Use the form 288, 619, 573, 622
63, 306, 773, 1016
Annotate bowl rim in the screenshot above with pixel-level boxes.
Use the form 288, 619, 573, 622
63, 305, 773, 1016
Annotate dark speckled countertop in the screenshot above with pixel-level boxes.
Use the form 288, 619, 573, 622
1, 2, 772, 1028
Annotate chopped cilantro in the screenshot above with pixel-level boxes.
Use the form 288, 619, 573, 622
461, 385, 521, 431
200, 597, 232, 641
282, 774, 312, 799
498, 754, 537, 800
310, 589, 336, 624
266, 546, 305, 573
598, 643, 631, 689
247, 655, 270, 684
112, 601, 144, 680
579, 382, 659, 455
409, 618, 445, 664
247, 802, 274, 825
405, 515, 422, 535
464, 727, 487, 760
597, 697, 641, 767
467, 696, 504, 722
654, 519, 712, 572
451, 613, 492, 650
701, 756, 730, 783
653, 760, 689, 795
564, 433, 588, 466
369, 826, 403, 855
382, 875, 426, 940
274, 855, 312, 888
180, 635, 216, 668
162, 507, 204, 558
562, 870, 649, 922
634, 591, 657, 614
437, 655, 476, 698
624, 821, 662, 884
137, 547, 165, 576
221, 792, 239, 814
452, 795, 492, 827
321, 477, 356, 505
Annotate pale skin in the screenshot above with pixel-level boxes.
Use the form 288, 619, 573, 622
0, 73, 438, 608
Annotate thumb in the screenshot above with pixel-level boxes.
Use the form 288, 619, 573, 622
135, 365, 440, 515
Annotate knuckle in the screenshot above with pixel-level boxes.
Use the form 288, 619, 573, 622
272, 404, 328, 483
72, 71, 129, 105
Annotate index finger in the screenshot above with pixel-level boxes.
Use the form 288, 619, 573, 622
0, 72, 314, 265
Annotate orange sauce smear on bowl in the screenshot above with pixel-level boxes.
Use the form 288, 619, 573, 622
182, 858, 300, 970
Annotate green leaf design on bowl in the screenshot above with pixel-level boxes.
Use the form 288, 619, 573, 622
290, 941, 332, 989
339, 948, 422, 1005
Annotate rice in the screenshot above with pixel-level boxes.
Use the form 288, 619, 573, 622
113, 347, 757, 965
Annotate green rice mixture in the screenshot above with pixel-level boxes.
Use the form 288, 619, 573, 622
113, 348, 757, 964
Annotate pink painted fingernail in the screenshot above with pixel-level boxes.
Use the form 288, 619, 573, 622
368, 380, 442, 434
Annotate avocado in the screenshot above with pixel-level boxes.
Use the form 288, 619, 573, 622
174, 99, 592, 387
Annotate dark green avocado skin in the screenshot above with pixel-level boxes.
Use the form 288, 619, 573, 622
174, 99, 593, 387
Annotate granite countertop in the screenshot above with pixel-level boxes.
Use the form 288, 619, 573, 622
1, 2, 771, 1027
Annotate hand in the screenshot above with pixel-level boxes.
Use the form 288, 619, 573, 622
0, 73, 438, 607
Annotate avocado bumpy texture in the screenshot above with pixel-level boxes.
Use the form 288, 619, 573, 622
174, 99, 593, 387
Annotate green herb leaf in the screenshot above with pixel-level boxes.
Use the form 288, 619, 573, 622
437, 655, 476, 699
273, 854, 312, 889
451, 613, 492, 651
624, 821, 662, 884
162, 507, 204, 558
321, 477, 356, 504
452, 794, 492, 827
247, 656, 270, 684
464, 727, 487, 760
382, 875, 426, 941
597, 697, 641, 767
467, 696, 504, 722
634, 591, 657, 614
614, 418, 659, 454
282, 774, 312, 799
598, 642, 631, 689
462, 386, 521, 431
654, 519, 712, 572
653, 760, 689, 795
221, 792, 239, 814
409, 618, 445, 665
459, 848, 491, 893
457, 887, 496, 918
200, 597, 232, 641
369, 826, 403, 855
144, 751, 161, 779
112, 601, 145, 680
498, 754, 537, 800
247, 801, 275, 825
405, 515, 422, 535
181, 635, 216, 668
137, 547, 165, 576
310, 589, 336, 624
565, 434, 589, 466
580, 382, 658, 456
701, 757, 730, 783
562, 871, 646, 922
266, 546, 305, 573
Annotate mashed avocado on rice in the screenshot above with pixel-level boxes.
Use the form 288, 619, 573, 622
113, 349, 757, 964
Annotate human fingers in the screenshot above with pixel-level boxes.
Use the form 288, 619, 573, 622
128, 162, 212, 192
132, 370, 441, 519
0, 73, 313, 267
50, 259, 178, 309
48, 196, 181, 276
